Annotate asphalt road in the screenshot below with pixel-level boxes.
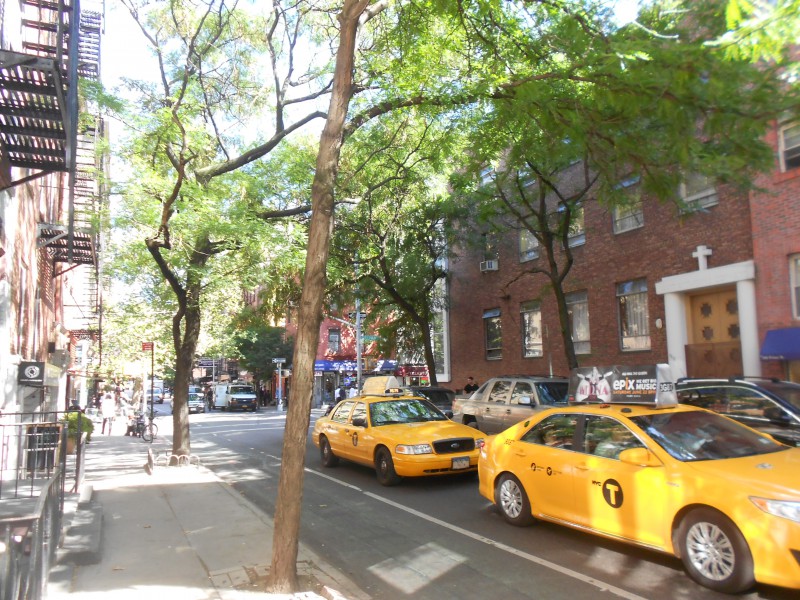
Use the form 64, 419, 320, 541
179, 406, 796, 600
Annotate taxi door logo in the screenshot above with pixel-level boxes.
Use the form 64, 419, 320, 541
602, 478, 624, 508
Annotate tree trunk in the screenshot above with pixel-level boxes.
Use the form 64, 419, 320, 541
266, 0, 371, 592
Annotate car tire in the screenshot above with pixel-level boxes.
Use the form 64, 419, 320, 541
496, 473, 535, 526
676, 508, 754, 594
375, 447, 401, 486
320, 436, 339, 467
465, 419, 480, 430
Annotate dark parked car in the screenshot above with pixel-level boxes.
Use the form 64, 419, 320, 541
405, 386, 456, 413
676, 377, 800, 446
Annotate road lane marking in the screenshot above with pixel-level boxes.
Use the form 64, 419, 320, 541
306, 468, 648, 600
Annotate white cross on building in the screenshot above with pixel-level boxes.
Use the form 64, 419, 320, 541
692, 244, 713, 270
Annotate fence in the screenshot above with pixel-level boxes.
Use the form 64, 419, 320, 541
0, 472, 63, 600
0, 411, 88, 501
0, 411, 90, 600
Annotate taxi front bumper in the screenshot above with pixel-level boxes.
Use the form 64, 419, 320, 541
392, 451, 479, 477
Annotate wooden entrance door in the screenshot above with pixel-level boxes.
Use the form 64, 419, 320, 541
685, 290, 742, 378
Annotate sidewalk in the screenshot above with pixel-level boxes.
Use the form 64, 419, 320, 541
48, 419, 368, 600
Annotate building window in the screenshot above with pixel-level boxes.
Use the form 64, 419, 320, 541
520, 301, 543, 358
483, 232, 498, 261
617, 279, 651, 351
553, 202, 585, 247
612, 177, 643, 234
483, 308, 502, 360
328, 328, 340, 353
519, 229, 538, 262
566, 290, 591, 354
780, 122, 800, 172
680, 172, 718, 212
792, 254, 800, 319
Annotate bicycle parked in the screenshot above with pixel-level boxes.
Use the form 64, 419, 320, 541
132, 411, 158, 442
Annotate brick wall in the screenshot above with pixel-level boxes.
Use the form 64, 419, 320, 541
448, 186, 753, 386
751, 124, 800, 379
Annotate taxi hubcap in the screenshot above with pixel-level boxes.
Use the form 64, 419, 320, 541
499, 479, 523, 518
685, 521, 735, 581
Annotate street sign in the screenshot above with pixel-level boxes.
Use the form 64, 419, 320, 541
197, 358, 221, 368
142, 342, 153, 351
272, 357, 286, 363
347, 312, 367, 320
362, 334, 381, 342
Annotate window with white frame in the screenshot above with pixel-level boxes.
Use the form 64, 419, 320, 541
328, 328, 340, 353
553, 202, 585, 247
519, 229, 539, 262
617, 279, 651, 351
780, 122, 800, 172
566, 290, 591, 354
484, 308, 502, 360
792, 254, 800, 319
680, 172, 718, 212
612, 177, 644, 234
520, 301, 543, 357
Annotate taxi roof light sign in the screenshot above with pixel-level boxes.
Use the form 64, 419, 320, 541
361, 375, 404, 396
568, 364, 678, 408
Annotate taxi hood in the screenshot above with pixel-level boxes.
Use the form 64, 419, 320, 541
687, 448, 800, 498
373, 420, 482, 440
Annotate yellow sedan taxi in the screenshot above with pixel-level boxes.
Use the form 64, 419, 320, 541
313, 376, 484, 486
479, 365, 800, 594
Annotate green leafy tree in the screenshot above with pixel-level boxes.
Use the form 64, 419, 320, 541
273, 1, 799, 591
331, 114, 467, 385
229, 308, 295, 389
113, 0, 331, 461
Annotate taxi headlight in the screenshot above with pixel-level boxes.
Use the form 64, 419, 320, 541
396, 444, 433, 455
750, 497, 800, 523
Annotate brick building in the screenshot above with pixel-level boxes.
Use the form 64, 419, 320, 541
751, 121, 800, 381
446, 122, 800, 387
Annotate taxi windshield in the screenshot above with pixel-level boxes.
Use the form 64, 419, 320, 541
369, 399, 447, 426
630, 410, 786, 462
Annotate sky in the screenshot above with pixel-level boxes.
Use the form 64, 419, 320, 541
100, 1, 642, 89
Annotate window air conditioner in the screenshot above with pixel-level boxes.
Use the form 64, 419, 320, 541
480, 260, 498, 272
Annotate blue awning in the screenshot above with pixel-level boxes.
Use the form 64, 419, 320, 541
760, 327, 800, 360
314, 360, 360, 371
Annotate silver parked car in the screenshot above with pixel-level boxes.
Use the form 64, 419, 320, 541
451, 375, 568, 434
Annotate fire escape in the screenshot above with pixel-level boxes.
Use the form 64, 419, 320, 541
0, 1, 105, 359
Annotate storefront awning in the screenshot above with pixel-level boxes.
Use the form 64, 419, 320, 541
315, 360, 360, 372
760, 327, 800, 360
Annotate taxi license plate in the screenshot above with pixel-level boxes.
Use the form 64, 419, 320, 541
451, 456, 470, 470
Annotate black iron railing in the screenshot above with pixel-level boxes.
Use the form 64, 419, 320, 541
0, 470, 64, 600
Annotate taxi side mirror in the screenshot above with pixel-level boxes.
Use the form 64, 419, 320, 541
618, 447, 662, 467
352, 416, 367, 428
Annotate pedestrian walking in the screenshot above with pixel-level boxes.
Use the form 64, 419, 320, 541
100, 392, 116, 435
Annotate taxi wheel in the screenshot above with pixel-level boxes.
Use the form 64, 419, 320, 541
375, 448, 402, 486
319, 437, 339, 467
496, 474, 534, 526
676, 508, 754, 594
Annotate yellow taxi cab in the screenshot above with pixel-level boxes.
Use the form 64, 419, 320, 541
478, 365, 800, 594
313, 376, 484, 486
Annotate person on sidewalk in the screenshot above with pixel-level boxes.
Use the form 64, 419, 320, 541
101, 392, 116, 435
464, 377, 479, 394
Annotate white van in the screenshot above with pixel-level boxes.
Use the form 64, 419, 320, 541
213, 383, 258, 412
212, 384, 230, 410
